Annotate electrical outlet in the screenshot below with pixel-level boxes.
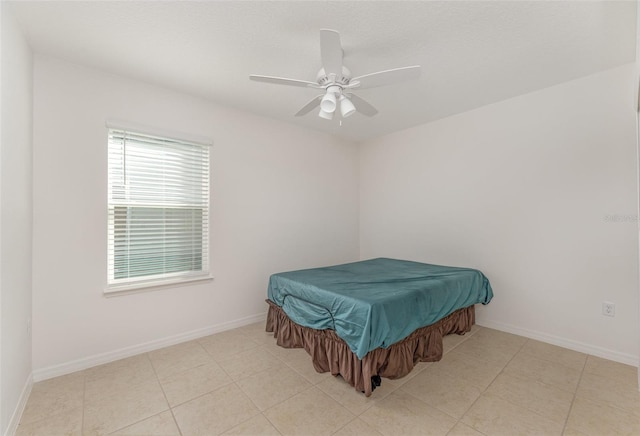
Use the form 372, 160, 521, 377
602, 302, 615, 317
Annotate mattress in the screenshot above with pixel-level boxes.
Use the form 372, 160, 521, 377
267, 257, 493, 359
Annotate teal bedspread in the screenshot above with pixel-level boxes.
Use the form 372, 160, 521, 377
267, 258, 493, 359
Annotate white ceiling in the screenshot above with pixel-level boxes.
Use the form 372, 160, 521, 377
10, 1, 637, 142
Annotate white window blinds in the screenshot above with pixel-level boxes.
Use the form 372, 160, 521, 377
107, 128, 210, 291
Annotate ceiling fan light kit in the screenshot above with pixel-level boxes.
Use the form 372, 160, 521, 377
339, 95, 356, 118
321, 86, 339, 112
250, 29, 421, 122
318, 108, 334, 120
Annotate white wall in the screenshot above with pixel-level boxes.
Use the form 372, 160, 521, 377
32, 56, 359, 375
0, 2, 34, 434
359, 64, 639, 364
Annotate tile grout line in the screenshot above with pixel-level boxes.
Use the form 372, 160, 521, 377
234, 366, 314, 416
560, 353, 589, 435
146, 351, 184, 436
558, 356, 640, 430
516, 344, 590, 375
197, 333, 270, 434
504, 350, 588, 396
144, 337, 269, 411
329, 414, 360, 435
453, 335, 531, 433
96, 353, 179, 435
159, 339, 224, 372
443, 327, 477, 354
569, 362, 640, 417
247, 336, 358, 435
247, 378, 318, 435
252, 333, 304, 435
328, 327, 488, 433
385, 327, 493, 434
226, 379, 265, 432
260, 410, 284, 435
475, 337, 588, 433
81, 371, 86, 435
278, 351, 330, 386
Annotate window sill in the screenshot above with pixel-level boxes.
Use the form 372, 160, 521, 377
104, 275, 214, 297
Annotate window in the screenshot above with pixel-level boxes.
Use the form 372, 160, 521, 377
107, 127, 210, 293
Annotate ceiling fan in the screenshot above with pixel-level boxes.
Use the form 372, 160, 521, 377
249, 29, 421, 121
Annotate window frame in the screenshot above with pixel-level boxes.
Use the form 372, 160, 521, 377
105, 122, 213, 295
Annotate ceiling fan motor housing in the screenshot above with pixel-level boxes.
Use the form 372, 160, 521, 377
316, 67, 352, 88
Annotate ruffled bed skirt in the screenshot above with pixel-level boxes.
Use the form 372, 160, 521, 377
265, 300, 475, 396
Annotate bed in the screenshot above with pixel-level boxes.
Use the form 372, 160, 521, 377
265, 257, 493, 396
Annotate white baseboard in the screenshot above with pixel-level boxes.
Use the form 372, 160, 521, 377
477, 319, 639, 367
32, 312, 638, 382
4, 373, 33, 436
32, 312, 267, 382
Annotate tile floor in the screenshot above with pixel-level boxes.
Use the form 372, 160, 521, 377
16, 323, 640, 435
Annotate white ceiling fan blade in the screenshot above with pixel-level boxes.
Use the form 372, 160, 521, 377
346, 94, 378, 117
350, 66, 421, 90
320, 29, 343, 78
249, 75, 320, 88
295, 95, 323, 116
